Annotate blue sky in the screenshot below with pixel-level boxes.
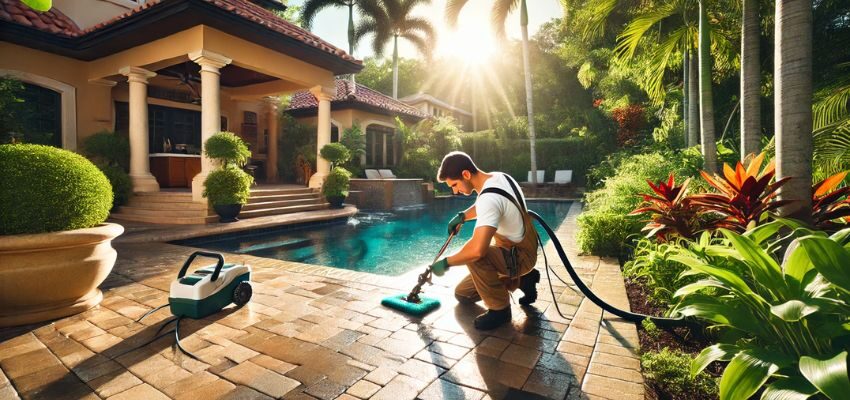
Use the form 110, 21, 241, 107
290, 0, 564, 60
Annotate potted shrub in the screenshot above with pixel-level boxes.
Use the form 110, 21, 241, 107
82, 130, 131, 210
203, 132, 253, 222
0, 144, 124, 327
323, 167, 352, 208
320, 143, 352, 208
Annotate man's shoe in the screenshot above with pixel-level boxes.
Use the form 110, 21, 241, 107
474, 307, 512, 330
519, 269, 540, 306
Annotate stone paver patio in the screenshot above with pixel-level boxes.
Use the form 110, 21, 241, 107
0, 202, 644, 399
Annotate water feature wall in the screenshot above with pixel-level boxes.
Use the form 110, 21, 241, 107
348, 178, 432, 210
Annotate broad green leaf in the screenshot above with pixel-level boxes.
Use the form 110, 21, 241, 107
705, 246, 742, 259
784, 242, 813, 294
673, 280, 726, 298
691, 343, 738, 377
21, 0, 51, 12
830, 227, 850, 246
745, 220, 783, 245
670, 254, 759, 298
799, 351, 850, 400
799, 237, 850, 293
770, 300, 820, 322
722, 229, 787, 298
720, 350, 782, 400
761, 376, 818, 400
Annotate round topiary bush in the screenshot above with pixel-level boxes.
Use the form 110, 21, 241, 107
322, 167, 351, 198
203, 166, 253, 206
320, 143, 351, 167
0, 144, 113, 235
204, 131, 251, 167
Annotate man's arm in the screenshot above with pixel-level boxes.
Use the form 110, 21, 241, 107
460, 205, 477, 221
446, 226, 495, 266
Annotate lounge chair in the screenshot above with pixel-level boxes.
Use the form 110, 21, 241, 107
526, 170, 545, 183
365, 169, 382, 179
553, 170, 573, 184
378, 169, 397, 179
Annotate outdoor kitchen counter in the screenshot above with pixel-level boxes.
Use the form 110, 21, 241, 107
149, 153, 201, 188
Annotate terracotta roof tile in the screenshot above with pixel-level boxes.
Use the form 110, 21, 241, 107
288, 79, 428, 120
0, 0, 358, 64
0, 0, 81, 36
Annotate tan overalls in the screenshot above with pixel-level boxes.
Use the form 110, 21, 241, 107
454, 177, 539, 310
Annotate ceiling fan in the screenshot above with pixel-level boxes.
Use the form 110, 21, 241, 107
161, 63, 202, 104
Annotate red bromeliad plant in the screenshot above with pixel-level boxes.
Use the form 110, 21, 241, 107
689, 153, 791, 232
813, 171, 850, 230
630, 173, 703, 240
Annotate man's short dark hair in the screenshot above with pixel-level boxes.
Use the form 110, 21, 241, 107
438, 151, 479, 181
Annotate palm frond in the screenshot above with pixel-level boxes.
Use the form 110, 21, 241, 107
354, 18, 391, 57
399, 0, 429, 20
641, 26, 690, 103
814, 79, 850, 130
401, 16, 435, 41
813, 120, 850, 178
490, 0, 518, 38
401, 32, 432, 60
615, 2, 680, 61
301, 0, 347, 31
578, 0, 618, 42
445, 0, 471, 27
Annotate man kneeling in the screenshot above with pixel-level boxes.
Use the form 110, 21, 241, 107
429, 151, 540, 330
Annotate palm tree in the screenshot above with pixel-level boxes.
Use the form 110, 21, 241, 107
775, 0, 813, 222
446, 0, 543, 184
688, 49, 700, 147
355, 0, 435, 99
697, 0, 717, 172
303, 0, 370, 93
740, 0, 761, 159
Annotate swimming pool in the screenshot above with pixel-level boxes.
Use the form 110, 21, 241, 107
178, 198, 572, 276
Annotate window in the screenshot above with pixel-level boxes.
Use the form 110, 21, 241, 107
365, 125, 396, 167
115, 102, 202, 153
7, 82, 62, 147
331, 126, 339, 143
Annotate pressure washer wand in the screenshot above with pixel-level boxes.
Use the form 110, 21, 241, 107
406, 231, 457, 303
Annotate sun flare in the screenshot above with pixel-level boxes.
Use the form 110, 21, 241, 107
437, 22, 498, 66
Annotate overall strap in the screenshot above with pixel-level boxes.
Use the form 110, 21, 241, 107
480, 187, 524, 216
502, 173, 527, 213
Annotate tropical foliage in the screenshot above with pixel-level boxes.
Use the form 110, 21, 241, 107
671, 223, 850, 400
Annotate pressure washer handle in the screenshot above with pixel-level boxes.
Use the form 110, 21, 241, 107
432, 231, 456, 264
178, 251, 225, 282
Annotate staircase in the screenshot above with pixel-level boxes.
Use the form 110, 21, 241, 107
110, 187, 328, 224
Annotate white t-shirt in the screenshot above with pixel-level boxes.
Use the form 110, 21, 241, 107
474, 173, 526, 243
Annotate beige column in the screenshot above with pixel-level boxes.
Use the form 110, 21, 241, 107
382, 132, 388, 167
309, 86, 334, 189
188, 50, 232, 202
265, 97, 279, 182
119, 67, 160, 193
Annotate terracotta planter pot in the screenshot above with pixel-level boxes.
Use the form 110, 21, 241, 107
0, 223, 124, 327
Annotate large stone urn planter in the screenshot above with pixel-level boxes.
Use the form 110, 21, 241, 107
0, 223, 124, 327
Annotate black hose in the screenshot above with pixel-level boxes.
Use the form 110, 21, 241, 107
528, 210, 687, 328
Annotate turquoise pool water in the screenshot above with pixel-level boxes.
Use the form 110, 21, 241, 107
179, 198, 572, 276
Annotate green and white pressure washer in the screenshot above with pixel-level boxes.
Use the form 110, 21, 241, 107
133, 251, 252, 360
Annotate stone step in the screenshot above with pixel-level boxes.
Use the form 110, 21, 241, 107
109, 212, 212, 225
125, 199, 208, 210
249, 188, 315, 196
237, 203, 329, 218
242, 198, 322, 211
112, 206, 209, 218
247, 193, 320, 204
129, 192, 195, 203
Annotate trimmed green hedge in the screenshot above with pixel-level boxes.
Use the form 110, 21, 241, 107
0, 144, 112, 235
459, 136, 611, 185
203, 166, 253, 206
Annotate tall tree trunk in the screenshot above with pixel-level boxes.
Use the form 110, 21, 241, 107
740, 0, 761, 160
698, 1, 717, 173
520, 0, 538, 184
392, 34, 399, 99
688, 51, 700, 148
682, 48, 692, 147
348, 1, 356, 93
775, 0, 813, 222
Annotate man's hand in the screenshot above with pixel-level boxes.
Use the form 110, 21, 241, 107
447, 211, 465, 235
430, 258, 449, 276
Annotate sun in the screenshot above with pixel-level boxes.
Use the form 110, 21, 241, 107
437, 21, 498, 66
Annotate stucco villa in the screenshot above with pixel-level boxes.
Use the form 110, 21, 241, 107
286, 79, 427, 171
0, 0, 363, 223
400, 92, 473, 131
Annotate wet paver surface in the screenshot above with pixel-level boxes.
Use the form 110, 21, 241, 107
1, 203, 644, 399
